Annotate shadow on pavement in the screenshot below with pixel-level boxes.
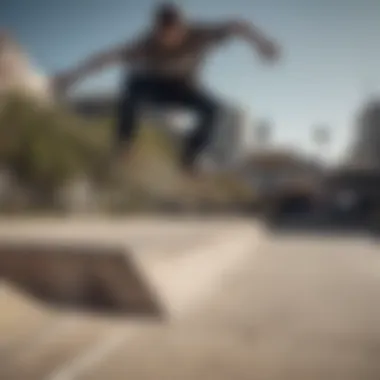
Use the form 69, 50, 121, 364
0, 241, 166, 319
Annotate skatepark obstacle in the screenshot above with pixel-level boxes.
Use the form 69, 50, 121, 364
0, 240, 164, 318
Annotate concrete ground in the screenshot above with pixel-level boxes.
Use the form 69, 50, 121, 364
0, 217, 379, 380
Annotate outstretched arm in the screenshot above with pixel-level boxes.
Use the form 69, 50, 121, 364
52, 39, 144, 95
205, 20, 280, 61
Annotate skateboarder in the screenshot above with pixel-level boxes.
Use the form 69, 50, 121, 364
53, 2, 281, 176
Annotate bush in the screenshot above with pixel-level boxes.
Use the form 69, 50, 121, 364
0, 95, 109, 192
0, 94, 255, 213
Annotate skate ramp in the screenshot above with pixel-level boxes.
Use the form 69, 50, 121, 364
0, 217, 259, 320
0, 240, 164, 318
0, 218, 264, 380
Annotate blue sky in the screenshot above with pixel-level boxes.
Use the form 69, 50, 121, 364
2, 0, 380, 162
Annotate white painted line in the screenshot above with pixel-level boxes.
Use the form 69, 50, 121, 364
141, 226, 262, 319
45, 329, 132, 380
0, 312, 72, 352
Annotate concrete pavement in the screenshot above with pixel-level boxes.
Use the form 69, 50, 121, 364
0, 217, 380, 380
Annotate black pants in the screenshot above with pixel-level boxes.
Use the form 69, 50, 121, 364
116, 74, 219, 170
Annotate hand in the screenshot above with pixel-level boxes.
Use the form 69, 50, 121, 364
257, 39, 281, 62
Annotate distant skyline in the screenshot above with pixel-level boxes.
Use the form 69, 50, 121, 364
2, 0, 380, 163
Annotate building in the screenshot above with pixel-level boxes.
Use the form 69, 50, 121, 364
0, 31, 51, 103
350, 98, 380, 169
239, 149, 323, 195
208, 103, 251, 169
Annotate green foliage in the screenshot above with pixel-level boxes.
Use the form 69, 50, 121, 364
0, 94, 255, 212
0, 95, 108, 191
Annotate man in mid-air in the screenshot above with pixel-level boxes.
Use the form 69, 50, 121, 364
54, 2, 281, 177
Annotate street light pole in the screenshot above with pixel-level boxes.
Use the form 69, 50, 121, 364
313, 124, 331, 168
255, 120, 272, 152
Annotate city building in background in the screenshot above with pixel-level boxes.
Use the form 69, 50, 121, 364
238, 148, 322, 195
0, 31, 50, 102
213, 103, 251, 167
350, 98, 380, 170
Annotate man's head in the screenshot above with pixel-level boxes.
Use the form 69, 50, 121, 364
152, 2, 186, 46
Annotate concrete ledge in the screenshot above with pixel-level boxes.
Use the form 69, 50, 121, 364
0, 241, 164, 318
